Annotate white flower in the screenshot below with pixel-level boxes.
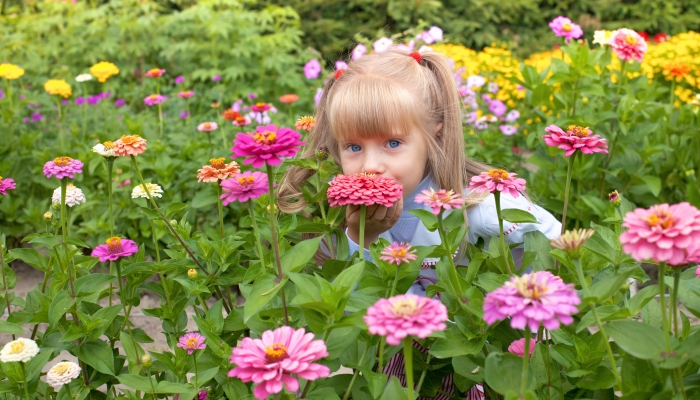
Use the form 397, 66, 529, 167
488, 82, 499, 93
593, 30, 613, 47
75, 74, 93, 83
466, 75, 486, 88
505, 110, 520, 123
428, 26, 443, 42
132, 183, 163, 199
0, 338, 39, 363
92, 142, 116, 158
417, 45, 432, 53
373, 37, 393, 53
52, 185, 86, 208
46, 362, 81, 389
352, 43, 366, 60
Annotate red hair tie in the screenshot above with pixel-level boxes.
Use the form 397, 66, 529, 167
408, 51, 421, 63
334, 69, 346, 80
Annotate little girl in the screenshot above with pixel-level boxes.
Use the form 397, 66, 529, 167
279, 49, 561, 399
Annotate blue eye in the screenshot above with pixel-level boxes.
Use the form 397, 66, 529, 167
387, 140, 400, 148
349, 144, 362, 152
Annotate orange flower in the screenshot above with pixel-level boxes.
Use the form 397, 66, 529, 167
279, 94, 299, 104
113, 135, 148, 157
197, 158, 240, 182
663, 62, 690, 78
222, 109, 241, 121
295, 116, 315, 131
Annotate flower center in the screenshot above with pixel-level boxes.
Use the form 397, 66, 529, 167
148, 94, 159, 101
253, 131, 277, 145
562, 23, 572, 32
511, 274, 547, 300
392, 248, 407, 258
568, 125, 590, 137
357, 172, 376, 178
210, 158, 226, 169
392, 297, 418, 317
646, 210, 676, 229
121, 135, 141, 145
54, 156, 72, 167
186, 337, 200, 348
255, 102, 266, 108
487, 169, 509, 182
9, 341, 24, 354
265, 343, 289, 363
625, 35, 637, 45
103, 141, 114, 149
235, 116, 247, 123
53, 363, 69, 374
237, 176, 255, 185
203, 123, 212, 130
148, 68, 159, 74
106, 237, 123, 252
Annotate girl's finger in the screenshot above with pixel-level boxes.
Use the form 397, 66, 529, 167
372, 205, 389, 221
365, 204, 380, 219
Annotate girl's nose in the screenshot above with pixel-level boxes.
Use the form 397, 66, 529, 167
362, 151, 385, 175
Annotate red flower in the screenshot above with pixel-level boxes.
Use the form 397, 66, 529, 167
638, 31, 650, 42
326, 173, 403, 208
653, 32, 668, 43
222, 109, 241, 121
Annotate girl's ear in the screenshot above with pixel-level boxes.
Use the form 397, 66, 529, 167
434, 122, 444, 138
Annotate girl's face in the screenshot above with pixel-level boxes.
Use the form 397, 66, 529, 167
338, 126, 429, 198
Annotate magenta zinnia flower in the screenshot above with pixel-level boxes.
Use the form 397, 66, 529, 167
0, 177, 16, 196
548, 16, 583, 43
468, 169, 526, 198
326, 173, 403, 208
250, 102, 271, 113
231, 124, 305, 168
220, 171, 269, 205
364, 294, 447, 346
508, 338, 536, 358
43, 157, 84, 179
143, 94, 167, 106
609, 29, 648, 62
619, 202, 700, 266
415, 188, 465, 215
483, 271, 580, 331
91, 237, 139, 262
177, 333, 206, 355
542, 125, 609, 157
228, 326, 330, 400
379, 242, 417, 265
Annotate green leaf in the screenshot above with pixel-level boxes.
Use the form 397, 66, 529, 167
589, 268, 635, 303
117, 374, 155, 393
120, 331, 145, 375
678, 279, 700, 319
190, 190, 220, 209
243, 274, 286, 323
379, 376, 409, 400
500, 208, 538, 224
73, 340, 116, 375
138, 207, 162, 220
409, 209, 438, 231
281, 236, 322, 274
48, 290, 74, 328
575, 365, 616, 390
605, 320, 674, 361
73, 274, 115, 297
431, 326, 486, 358
7, 249, 48, 271
0, 321, 24, 335
163, 202, 188, 218
629, 285, 659, 314
484, 352, 535, 395
621, 354, 663, 394
641, 175, 661, 197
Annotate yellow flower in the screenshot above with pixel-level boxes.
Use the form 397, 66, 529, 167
44, 79, 72, 98
89, 61, 120, 83
0, 64, 24, 80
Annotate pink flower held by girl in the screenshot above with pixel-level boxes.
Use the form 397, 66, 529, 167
483, 271, 580, 331
619, 202, 700, 266
91, 237, 139, 262
143, 94, 167, 106
232, 124, 305, 168
220, 171, 269, 205
542, 125, 609, 157
43, 157, 84, 179
380, 242, 417, 265
228, 326, 330, 400
548, 16, 583, 43
197, 122, 218, 132
415, 188, 465, 215
113, 135, 148, 157
468, 169, 526, 198
177, 332, 206, 354
508, 338, 536, 358
326, 173, 403, 208
363, 294, 448, 346
0, 177, 17, 195
609, 29, 649, 62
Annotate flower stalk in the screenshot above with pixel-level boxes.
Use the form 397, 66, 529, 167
520, 328, 531, 396
493, 191, 513, 275
358, 205, 366, 260
265, 164, 289, 325
0, 237, 13, 340
561, 153, 577, 233
404, 338, 415, 400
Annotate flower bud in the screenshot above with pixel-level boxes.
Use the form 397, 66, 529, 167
609, 190, 622, 207
315, 147, 328, 161
170, 220, 177, 226
619, 282, 631, 293
141, 354, 152, 368
550, 229, 596, 260
188, 269, 197, 280
51, 202, 61, 210
43, 211, 53, 223
198, 390, 208, 400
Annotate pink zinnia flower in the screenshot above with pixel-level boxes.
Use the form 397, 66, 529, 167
144, 68, 166, 78
113, 135, 147, 157
609, 29, 648, 62
548, 16, 583, 43
178, 91, 195, 99
415, 188, 466, 215
619, 202, 700, 266
91, 236, 139, 262
696, 265, 700, 278
233, 115, 251, 127
220, 171, 269, 205
0, 177, 16, 196
279, 94, 299, 104
303, 59, 322, 80
177, 332, 206, 355
231, 124, 305, 168
483, 271, 581, 331
379, 242, 417, 265
143, 94, 167, 106
363, 294, 447, 346
326, 173, 403, 208
250, 102, 271, 113
542, 125, 609, 157
43, 157, 84, 179
468, 169, 526, 198
197, 122, 218, 132
508, 338, 536, 358
228, 326, 330, 400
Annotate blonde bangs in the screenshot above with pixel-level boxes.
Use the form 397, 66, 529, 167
327, 75, 425, 141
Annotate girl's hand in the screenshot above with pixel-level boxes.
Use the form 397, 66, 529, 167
346, 197, 403, 249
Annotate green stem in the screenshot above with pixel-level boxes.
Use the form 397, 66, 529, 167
81, 84, 88, 140
561, 153, 577, 234
315, 167, 335, 259
107, 160, 115, 236
358, 205, 366, 260
21, 361, 30, 400
616, 61, 626, 98
342, 343, 370, 400
264, 164, 288, 325
193, 352, 199, 390
247, 201, 268, 271
60, 180, 76, 298
493, 191, 513, 275
0, 236, 15, 340
146, 369, 157, 400
670, 80, 676, 107
102, 82, 109, 135
147, 202, 171, 304
377, 339, 385, 374
520, 329, 531, 396
672, 269, 680, 337
216, 184, 225, 238
157, 103, 164, 140
5, 80, 12, 110
64, 380, 73, 400
570, 76, 579, 116
659, 264, 672, 352
404, 339, 415, 399
415, 353, 432, 394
